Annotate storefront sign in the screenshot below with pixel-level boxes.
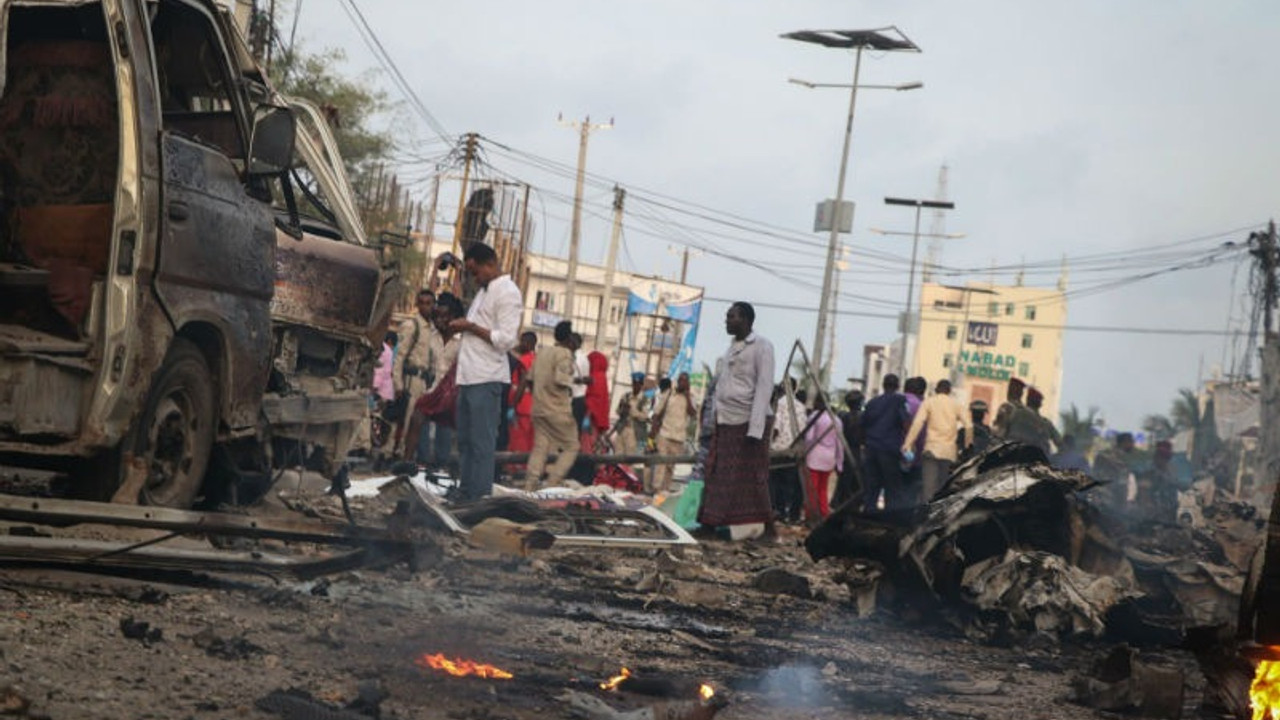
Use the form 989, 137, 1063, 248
966, 321, 999, 346
958, 349, 1017, 381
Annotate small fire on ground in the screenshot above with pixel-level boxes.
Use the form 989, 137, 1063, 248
416, 652, 513, 680
600, 667, 631, 691
599, 666, 717, 702
1254, 658, 1280, 720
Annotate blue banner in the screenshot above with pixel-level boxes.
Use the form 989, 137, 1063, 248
626, 291, 659, 316
667, 298, 702, 378
666, 297, 701, 323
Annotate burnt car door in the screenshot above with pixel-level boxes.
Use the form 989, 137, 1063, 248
147, 0, 274, 431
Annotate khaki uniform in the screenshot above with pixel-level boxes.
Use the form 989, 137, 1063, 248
993, 400, 1022, 438
652, 390, 694, 493
615, 390, 651, 455
1004, 405, 1060, 454
526, 345, 578, 488
392, 314, 436, 453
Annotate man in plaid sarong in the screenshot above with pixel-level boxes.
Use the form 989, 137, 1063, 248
698, 301, 777, 541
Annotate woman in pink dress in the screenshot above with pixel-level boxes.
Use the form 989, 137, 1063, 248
803, 395, 844, 521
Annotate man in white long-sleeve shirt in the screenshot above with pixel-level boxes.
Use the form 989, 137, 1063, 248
697, 301, 777, 541
450, 243, 524, 500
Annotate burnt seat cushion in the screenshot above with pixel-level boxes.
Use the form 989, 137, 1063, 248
0, 40, 117, 329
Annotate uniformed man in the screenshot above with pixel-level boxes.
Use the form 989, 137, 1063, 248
1093, 432, 1139, 512
992, 377, 1025, 438
961, 399, 993, 459
392, 289, 437, 459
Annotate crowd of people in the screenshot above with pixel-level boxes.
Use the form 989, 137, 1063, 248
364, 246, 1178, 542
370, 243, 703, 499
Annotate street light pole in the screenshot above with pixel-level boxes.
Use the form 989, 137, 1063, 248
783, 27, 922, 374
885, 196, 956, 376
811, 46, 863, 375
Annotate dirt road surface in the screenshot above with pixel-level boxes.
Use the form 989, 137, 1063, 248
0, 487, 1204, 719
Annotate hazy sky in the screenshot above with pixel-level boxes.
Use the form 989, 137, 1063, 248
286, 0, 1279, 429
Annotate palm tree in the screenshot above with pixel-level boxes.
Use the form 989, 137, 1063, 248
1059, 404, 1101, 451
1169, 388, 1202, 432
1142, 414, 1176, 441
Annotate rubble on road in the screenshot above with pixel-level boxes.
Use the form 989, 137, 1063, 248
806, 441, 1266, 646
1070, 645, 1186, 718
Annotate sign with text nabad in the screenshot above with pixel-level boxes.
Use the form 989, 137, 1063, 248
966, 321, 999, 346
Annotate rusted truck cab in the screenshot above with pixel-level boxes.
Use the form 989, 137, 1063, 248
0, 0, 396, 505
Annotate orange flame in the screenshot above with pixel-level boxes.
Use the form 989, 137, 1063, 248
415, 652, 513, 680
600, 667, 631, 691
1254, 659, 1280, 720
699, 684, 715, 701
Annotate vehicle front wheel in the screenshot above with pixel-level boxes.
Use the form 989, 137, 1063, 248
127, 337, 217, 508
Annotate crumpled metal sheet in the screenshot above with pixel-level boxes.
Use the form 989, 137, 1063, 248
963, 549, 1138, 637
900, 462, 1095, 587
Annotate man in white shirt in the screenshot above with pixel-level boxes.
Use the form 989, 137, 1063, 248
449, 244, 524, 500
697, 301, 777, 541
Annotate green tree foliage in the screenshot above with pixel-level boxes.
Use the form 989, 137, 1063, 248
269, 46, 396, 177
1170, 388, 1202, 432
1142, 414, 1176, 441
1059, 403, 1100, 451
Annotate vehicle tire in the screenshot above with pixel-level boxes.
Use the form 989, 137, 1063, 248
128, 337, 217, 508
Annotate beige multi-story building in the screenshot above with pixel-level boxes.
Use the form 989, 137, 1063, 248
910, 281, 1067, 424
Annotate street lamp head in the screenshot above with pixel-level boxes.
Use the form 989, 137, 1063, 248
781, 27, 921, 53
896, 81, 924, 91
787, 77, 816, 89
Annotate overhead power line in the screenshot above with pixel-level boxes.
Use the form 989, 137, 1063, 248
336, 0, 453, 144
703, 296, 1253, 338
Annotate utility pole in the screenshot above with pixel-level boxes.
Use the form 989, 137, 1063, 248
559, 114, 613, 326
667, 245, 702, 285
1243, 219, 1280, 647
595, 186, 625, 350
450, 133, 478, 258
418, 171, 441, 292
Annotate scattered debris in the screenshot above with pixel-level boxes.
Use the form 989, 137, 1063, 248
1071, 645, 1185, 718
962, 549, 1137, 638
118, 616, 163, 646
467, 518, 557, 557
561, 689, 726, 720
0, 685, 30, 716
191, 627, 264, 660
751, 567, 812, 599
806, 441, 1265, 649
256, 689, 379, 720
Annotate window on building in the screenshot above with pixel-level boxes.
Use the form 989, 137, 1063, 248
1025, 305, 1037, 321
534, 290, 554, 311
945, 325, 957, 340
1021, 333, 1034, 349
1005, 302, 1015, 316
609, 301, 624, 324
987, 301, 999, 316
943, 353, 953, 368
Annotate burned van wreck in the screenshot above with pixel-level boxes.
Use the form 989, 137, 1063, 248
0, 0, 398, 507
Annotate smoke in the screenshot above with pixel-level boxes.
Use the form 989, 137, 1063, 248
742, 664, 833, 709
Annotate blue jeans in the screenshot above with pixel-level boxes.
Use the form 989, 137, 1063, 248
457, 382, 504, 500
416, 420, 454, 468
